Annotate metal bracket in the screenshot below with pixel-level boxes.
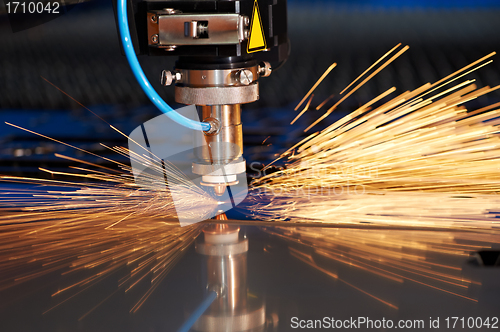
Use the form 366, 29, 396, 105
147, 10, 249, 48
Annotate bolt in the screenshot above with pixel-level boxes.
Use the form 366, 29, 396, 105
258, 61, 272, 77
237, 69, 253, 85
151, 34, 159, 44
160, 70, 181, 85
164, 45, 177, 51
203, 117, 220, 135
244, 16, 250, 26
164, 8, 177, 15
151, 15, 157, 23
244, 29, 249, 39
160, 70, 173, 86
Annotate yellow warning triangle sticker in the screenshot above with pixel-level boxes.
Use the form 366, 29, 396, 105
247, 0, 267, 53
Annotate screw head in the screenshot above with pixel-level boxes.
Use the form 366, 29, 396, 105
258, 61, 272, 77
164, 8, 177, 15
160, 70, 173, 86
151, 34, 159, 44
244, 16, 250, 26
151, 15, 157, 23
237, 69, 253, 85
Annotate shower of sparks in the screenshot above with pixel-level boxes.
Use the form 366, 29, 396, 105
307, 44, 410, 131
294, 63, 337, 110
0, 123, 218, 316
2, 44, 500, 318
266, 227, 500, 308
248, 46, 500, 232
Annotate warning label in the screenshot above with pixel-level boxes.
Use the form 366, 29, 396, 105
247, 0, 267, 53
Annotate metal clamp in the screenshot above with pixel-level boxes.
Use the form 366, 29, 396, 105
148, 10, 249, 48
173, 66, 259, 87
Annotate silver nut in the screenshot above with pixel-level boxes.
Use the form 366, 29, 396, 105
173, 71, 182, 82
244, 16, 250, 26
160, 70, 173, 86
164, 8, 177, 15
259, 61, 272, 77
206, 283, 225, 298
244, 29, 249, 39
203, 117, 221, 135
151, 34, 159, 44
237, 69, 254, 85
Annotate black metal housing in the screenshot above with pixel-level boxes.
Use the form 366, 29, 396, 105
112, 0, 289, 66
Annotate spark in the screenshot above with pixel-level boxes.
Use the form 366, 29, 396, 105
262, 136, 271, 144
316, 93, 334, 111
305, 45, 410, 132
294, 63, 337, 111
291, 94, 314, 125
339, 43, 403, 95
0, 124, 219, 315
248, 47, 500, 233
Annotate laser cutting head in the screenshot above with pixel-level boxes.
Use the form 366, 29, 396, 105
115, 0, 289, 197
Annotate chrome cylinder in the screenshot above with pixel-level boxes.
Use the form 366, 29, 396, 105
196, 104, 243, 164
206, 250, 248, 312
193, 225, 266, 332
174, 66, 260, 105
197, 225, 248, 312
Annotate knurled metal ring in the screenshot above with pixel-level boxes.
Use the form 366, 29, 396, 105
175, 84, 259, 105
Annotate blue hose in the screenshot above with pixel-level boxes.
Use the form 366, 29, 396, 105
117, 0, 211, 132
177, 291, 218, 332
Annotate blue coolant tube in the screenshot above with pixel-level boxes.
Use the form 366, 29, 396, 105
177, 291, 218, 332
117, 0, 211, 132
